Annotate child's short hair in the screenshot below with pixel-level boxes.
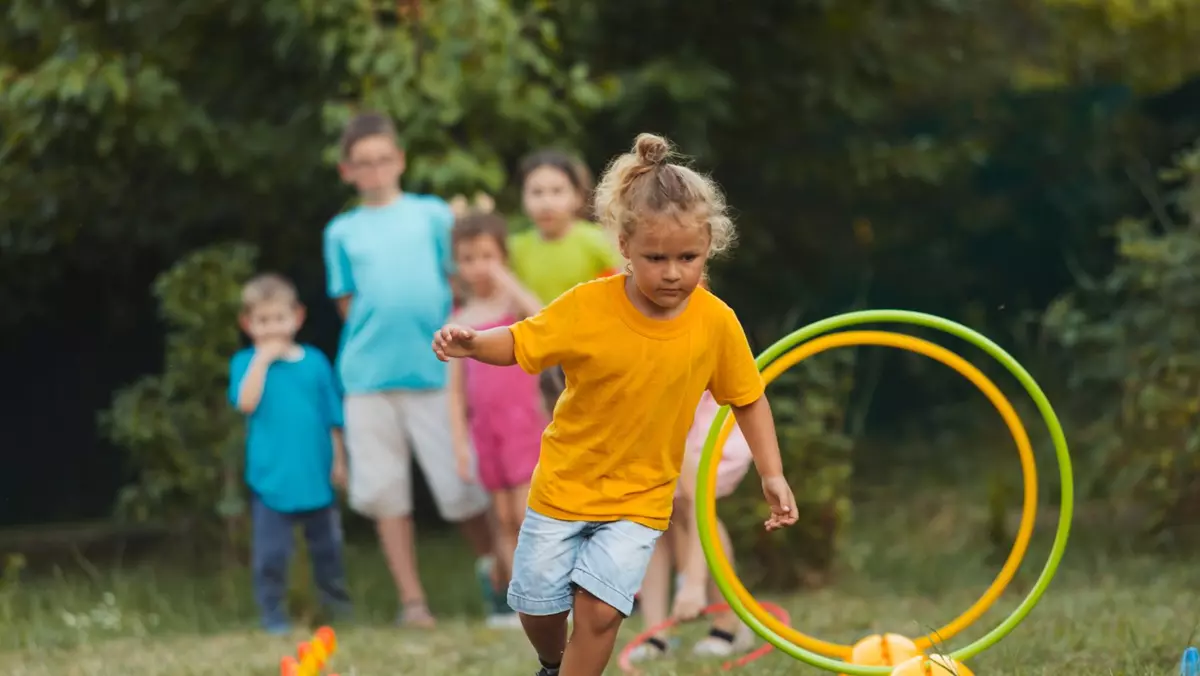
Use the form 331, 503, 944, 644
241, 273, 299, 312
452, 211, 510, 259
339, 112, 398, 160
519, 149, 594, 219
593, 133, 735, 257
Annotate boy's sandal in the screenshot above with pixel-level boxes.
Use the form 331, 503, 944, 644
398, 602, 438, 629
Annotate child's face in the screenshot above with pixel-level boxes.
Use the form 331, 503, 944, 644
619, 216, 710, 311
339, 134, 405, 203
455, 234, 505, 296
522, 165, 582, 238
241, 300, 304, 343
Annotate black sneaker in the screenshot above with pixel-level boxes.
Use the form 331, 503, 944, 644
535, 667, 560, 676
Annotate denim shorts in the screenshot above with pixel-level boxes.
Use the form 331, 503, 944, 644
507, 507, 662, 617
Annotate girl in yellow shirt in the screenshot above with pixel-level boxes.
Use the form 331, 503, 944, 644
433, 133, 798, 676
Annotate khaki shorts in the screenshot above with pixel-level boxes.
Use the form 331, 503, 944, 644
343, 390, 490, 521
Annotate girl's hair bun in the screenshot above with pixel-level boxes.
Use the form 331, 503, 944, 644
633, 133, 671, 166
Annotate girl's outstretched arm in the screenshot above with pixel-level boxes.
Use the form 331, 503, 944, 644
434, 325, 517, 366
467, 326, 517, 365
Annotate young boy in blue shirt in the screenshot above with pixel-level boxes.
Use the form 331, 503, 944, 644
229, 273, 352, 634
323, 112, 501, 628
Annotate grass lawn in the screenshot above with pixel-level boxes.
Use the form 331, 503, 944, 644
2, 495, 1197, 675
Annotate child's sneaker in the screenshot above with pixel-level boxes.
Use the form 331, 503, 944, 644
478, 557, 522, 629
263, 621, 291, 636
486, 610, 524, 629
692, 624, 754, 657
628, 636, 674, 663
475, 556, 498, 612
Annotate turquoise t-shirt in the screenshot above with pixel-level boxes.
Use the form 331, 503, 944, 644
323, 193, 454, 394
229, 346, 344, 513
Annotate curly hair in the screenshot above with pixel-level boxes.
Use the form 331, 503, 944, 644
592, 133, 735, 258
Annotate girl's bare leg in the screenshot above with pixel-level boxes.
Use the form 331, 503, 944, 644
559, 587, 626, 676
494, 485, 529, 584
639, 526, 674, 634
708, 518, 740, 633
520, 611, 569, 670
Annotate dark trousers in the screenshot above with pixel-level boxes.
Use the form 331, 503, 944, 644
251, 496, 352, 628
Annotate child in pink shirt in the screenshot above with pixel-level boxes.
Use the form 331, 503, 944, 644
447, 211, 548, 627
629, 391, 757, 661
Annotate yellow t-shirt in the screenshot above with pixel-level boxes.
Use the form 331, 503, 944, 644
508, 274, 765, 530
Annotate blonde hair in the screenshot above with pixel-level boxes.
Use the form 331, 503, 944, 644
241, 273, 298, 312
593, 133, 735, 257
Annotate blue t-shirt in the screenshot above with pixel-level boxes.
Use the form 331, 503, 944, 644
228, 346, 344, 513
323, 194, 454, 394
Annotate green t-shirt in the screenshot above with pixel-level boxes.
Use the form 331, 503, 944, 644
509, 221, 623, 303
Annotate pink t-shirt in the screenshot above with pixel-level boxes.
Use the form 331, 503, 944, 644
463, 315, 547, 491
681, 391, 753, 499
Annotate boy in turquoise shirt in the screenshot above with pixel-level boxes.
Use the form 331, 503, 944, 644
228, 273, 352, 634
323, 112, 501, 628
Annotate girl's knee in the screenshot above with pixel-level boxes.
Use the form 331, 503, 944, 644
497, 510, 522, 540
572, 589, 624, 634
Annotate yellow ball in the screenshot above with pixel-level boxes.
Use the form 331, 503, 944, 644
891, 654, 975, 676
839, 634, 920, 676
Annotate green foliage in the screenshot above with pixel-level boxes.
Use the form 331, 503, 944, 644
0, 0, 605, 325
100, 243, 256, 544
720, 351, 856, 590
313, 0, 611, 196
1043, 140, 1200, 536
557, 0, 1200, 338
10, 0, 1200, 535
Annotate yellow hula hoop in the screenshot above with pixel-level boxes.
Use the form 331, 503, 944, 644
704, 330, 1038, 657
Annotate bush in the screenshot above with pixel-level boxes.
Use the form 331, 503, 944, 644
1042, 140, 1200, 539
101, 242, 258, 555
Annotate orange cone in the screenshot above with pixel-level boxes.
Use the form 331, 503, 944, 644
315, 626, 338, 655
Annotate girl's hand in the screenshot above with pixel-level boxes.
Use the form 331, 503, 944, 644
454, 446, 475, 484
489, 262, 522, 297
472, 192, 495, 214
761, 475, 799, 531
330, 458, 349, 491
671, 582, 707, 621
449, 194, 470, 218
433, 325, 477, 361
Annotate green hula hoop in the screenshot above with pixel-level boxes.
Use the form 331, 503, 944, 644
695, 309, 1073, 675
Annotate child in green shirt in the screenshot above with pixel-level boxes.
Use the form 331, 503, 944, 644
509, 150, 623, 411
509, 150, 622, 304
